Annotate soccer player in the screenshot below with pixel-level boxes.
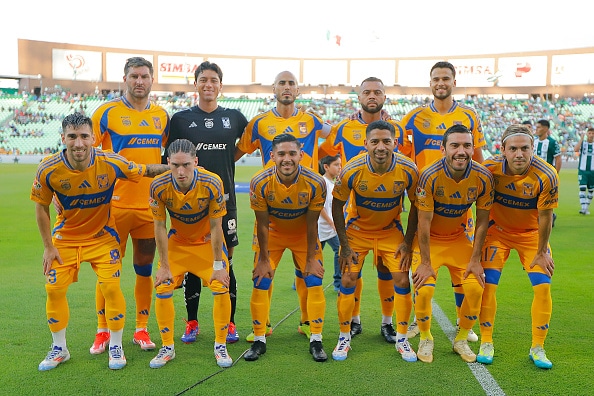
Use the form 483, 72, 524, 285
575, 127, 594, 214
32, 113, 168, 371
317, 155, 342, 292
319, 76, 408, 343
235, 70, 331, 341
90, 56, 170, 353
477, 124, 558, 369
244, 133, 328, 362
149, 138, 233, 369
411, 125, 494, 363
533, 119, 562, 226
331, 120, 419, 362
163, 61, 248, 344
400, 61, 485, 341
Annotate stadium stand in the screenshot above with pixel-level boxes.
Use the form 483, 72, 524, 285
0, 92, 591, 159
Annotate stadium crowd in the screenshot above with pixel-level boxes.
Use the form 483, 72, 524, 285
1, 90, 592, 157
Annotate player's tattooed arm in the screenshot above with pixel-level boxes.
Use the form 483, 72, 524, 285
144, 164, 170, 177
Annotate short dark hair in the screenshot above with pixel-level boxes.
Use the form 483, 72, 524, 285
360, 76, 384, 86
521, 120, 532, 126
442, 124, 472, 146
431, 61, 456, 79
536, 119, 550, 129
124, 57, 154, 76
62, 112, 92, 131
272, 133, 300, 150
195, 61, 223, 83
167, 139, 196, 158
319, 154, 340, 174
366, 120, 395, 137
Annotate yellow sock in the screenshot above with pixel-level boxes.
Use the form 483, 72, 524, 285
213, 293, 231, 344
155, 290, 175, 346
135, 274, 153, 329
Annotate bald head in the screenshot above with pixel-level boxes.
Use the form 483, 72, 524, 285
273, 71, 299, 105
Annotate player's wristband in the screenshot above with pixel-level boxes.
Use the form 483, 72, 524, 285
213, 260, 224, 271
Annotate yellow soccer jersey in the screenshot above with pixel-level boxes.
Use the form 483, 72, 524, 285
92, 97, 170, 209
319, 116, 409, 163
483, 155, 559, 233
333, 152, 418, 236
30, 148, 146, 243
249, 165, 326, 235
401, 100, 485, 169
149, 167, 226, 244
415, 158, 494, 239
237, 108, 327, 169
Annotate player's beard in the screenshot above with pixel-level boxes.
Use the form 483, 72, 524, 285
432, 86, 451, 101
277, 95, 295, 106
361, 102, 384, 114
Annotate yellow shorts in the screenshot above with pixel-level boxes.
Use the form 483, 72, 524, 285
157, 236, 229, 295
112, 206, 154, 254
46, 234, 122, 289
481, 226, 552, 275
252, 232, 324, 272
344, 229, 405, 274
411, 232, 473, 284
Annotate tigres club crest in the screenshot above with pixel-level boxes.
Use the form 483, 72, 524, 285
393, 181, 405, 196
522, 183, 534, 197
298, 192, 309, 206
97, 174, 108, 189
467, 187, 477, 202
152, 117, 162, 130
299, 122, 307, 136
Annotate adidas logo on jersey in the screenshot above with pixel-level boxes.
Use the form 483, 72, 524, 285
505, 182, 516, 191
281, 197, 293, 204
189, 121, 198, 128
374, 184, 387, 192
139, 120, 150, 126
78, 180, 92, 188
180, 202, 192, 210
436, 123, 448, 130
449, 191, 462, 199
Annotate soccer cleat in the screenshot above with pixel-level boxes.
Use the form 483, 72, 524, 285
417, 339, 434, 363
38, 345, 70, 371
309, 340, 328, 362
453, 339, 476, 363
108, 345, 127, 370
477, 342, 494, 364
380, 323, 397, 343
529, 345, 553, 369
467, 328, 479, 342
407, 321, 420, 339
332, 337, 351, 361
226, 322, 239, 344
150, 346, 175, 369
245, 324, 272, 343
133, 329, 156, 351
181, 319, 199, 344
579, 209, 586, 215
244, 340, 267, 361
298, 321, 311, 338
350, 322, 362, 337
214, 344, 233, 368
552, 212, 557, 227
89, 331, 110, 355
396, 338, 418, 362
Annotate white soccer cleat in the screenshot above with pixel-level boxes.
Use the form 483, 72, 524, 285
150, 346, 175, 369
39, 345, 70, 371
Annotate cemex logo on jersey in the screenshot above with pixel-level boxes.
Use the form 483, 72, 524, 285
515, 62, 531, 77
195, 143, 227, 151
